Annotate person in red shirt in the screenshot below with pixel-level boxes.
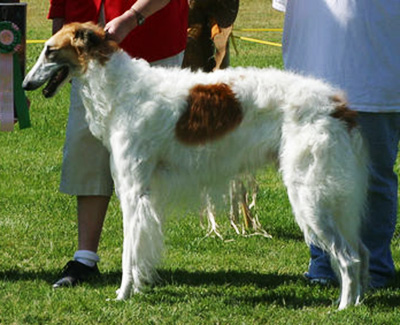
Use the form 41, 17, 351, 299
49, 0, 187, 62
49, 0, 188, 288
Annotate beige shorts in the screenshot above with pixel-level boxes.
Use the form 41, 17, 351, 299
60, 51, 185, 196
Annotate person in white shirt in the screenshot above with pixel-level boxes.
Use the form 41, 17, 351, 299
276, 0, 400, 287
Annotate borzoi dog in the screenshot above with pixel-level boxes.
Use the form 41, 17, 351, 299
23, 22, 369, 309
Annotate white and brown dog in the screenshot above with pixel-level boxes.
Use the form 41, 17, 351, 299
23, 22, 369, 309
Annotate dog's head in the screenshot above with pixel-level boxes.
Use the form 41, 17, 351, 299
23, 22, 118, 98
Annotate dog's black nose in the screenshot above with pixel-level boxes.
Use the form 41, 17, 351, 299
22, 80, 31, 90
22, 80, 37, 91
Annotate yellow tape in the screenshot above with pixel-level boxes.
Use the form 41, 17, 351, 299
234, 28, 283, 32
26, 40, 46, 44
27, 36, 283, 49
233, 35, 282, 47
27, 27, 284, 47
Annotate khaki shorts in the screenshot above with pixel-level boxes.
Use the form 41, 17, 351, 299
60, 52, 185, 196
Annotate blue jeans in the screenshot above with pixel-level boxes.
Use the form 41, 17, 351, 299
306, 112, 400, 288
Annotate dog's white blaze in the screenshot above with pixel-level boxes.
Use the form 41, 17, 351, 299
23, 43, 57, 88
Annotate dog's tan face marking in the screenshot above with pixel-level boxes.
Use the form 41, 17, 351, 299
175, 83, 243, 145
330, 95, 358, 131
49, 22, 119, 72
44, 25, 83, 70
22, 22, 118, 97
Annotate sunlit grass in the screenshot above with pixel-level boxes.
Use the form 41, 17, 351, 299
1, 0, 399, 324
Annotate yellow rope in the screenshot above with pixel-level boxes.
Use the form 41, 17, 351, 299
26, 40, 46, 44
27, 27, 284, 47
234, 28, 283, 32
233, 35, 282, 48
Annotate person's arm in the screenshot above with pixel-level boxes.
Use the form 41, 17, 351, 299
104, 0, 171, 43
52, 17, 65, 34
48, 0, 66, 34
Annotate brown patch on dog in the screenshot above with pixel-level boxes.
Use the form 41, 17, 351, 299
330, 95, 358, 131
176, 83, 243, 145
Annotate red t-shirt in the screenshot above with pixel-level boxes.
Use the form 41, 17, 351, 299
48, 0, 188, 62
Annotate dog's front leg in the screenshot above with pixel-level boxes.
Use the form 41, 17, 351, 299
110, 152, 163, 300
116, 191, 163, 300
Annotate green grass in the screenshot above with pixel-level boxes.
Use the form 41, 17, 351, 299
1, 0, 400, 323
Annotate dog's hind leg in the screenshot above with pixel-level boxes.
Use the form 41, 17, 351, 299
280, 126, 368, 309
325, 225, 369, 310
358, 240, 370, 297
319, 225, 364, 310
285, 182, 366, 309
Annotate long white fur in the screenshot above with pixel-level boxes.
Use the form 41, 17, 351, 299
23, 23, 369, 310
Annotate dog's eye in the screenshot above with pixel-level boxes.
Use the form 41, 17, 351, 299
45, 46, 58, 58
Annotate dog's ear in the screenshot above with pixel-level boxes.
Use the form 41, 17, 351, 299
73, 27, 103, 51
70, 23, 118, 66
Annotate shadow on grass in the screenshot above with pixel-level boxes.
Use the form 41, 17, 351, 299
102, 268, 335, 309
157, 268, 297, 288
1, 267, 399, 309
156, 269, 400, 309
0, 267, 300, 288
142, 269, 334, 309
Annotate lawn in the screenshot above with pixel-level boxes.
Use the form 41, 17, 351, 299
1, 0, 399, 324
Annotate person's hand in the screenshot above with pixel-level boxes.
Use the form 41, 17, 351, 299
104, 10, 137, 43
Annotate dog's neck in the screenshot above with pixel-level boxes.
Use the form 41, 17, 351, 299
77, 50, 153, 146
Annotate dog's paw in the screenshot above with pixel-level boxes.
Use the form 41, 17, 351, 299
114, 286, 143, 300
105, 290, 125, 302
115, 287, 130, 300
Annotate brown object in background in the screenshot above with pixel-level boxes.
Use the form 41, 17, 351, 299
182, 0, 239, 72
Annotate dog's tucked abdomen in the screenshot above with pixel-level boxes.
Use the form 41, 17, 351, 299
175, 83, 243, 145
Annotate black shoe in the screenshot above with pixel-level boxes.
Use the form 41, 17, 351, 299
53, 260, 100, 288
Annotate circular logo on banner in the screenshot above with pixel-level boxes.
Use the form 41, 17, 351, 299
0, 21, 22, 54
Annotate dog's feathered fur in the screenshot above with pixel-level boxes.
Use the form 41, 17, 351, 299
23, 22, 369, 309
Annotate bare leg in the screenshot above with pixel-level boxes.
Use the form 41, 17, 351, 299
52, 195, 110, 288
77, 195, 110, 252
